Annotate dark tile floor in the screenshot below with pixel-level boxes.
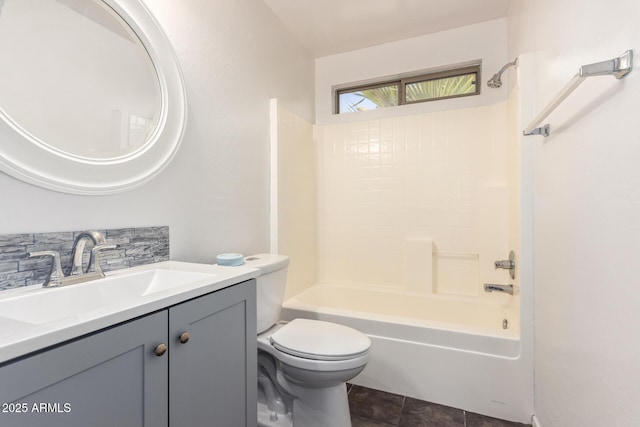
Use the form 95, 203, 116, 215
348, 384, 530, 427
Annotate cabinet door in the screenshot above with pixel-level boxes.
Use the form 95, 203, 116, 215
0, 311, 169, 427
169, 279, 257, 427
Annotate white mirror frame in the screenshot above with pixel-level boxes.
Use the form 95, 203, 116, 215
0, 0, 187, 195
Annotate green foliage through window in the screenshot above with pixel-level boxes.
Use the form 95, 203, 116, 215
336, 65, 480, 114
339, 84, 398, 113
405, 73, 477, 103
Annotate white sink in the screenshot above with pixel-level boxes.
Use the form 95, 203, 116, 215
0, 269, 217, 324
0, 261, 260, 364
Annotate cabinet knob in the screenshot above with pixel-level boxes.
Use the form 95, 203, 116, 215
179, 332, 190, 344
154, 343, 168, 357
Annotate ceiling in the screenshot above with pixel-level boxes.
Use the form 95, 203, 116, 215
263, 0, 512, 57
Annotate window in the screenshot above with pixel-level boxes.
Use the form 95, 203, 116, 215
338, 82, 399, 113
336, 64, 480, 114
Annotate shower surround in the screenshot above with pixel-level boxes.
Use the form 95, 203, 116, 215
272, 95, 528, 421
297, 102, 527, 421
316, 102, 515, 299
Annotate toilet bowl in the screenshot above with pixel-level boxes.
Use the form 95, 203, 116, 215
243, 254, 370, 427
257, 320, 369, 427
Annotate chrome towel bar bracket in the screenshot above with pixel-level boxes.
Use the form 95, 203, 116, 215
524, 49, 633, 137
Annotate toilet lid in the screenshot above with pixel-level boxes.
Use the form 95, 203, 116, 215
270, 319, 370, 361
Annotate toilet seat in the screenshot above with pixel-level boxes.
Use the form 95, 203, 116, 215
270, 319, 370, 361
258, 320, 370, 372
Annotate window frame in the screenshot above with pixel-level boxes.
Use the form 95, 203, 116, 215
335, 64, 481, 114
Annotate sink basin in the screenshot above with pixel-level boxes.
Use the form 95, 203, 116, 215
0, 269, 216, 324
0, 260, 259, 364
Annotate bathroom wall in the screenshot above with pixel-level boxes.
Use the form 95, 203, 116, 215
269, 99, 317, 299
509, 1, 640, 426
0, 1, 314, 264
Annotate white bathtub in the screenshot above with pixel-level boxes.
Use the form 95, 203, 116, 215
280, 284, 531, 423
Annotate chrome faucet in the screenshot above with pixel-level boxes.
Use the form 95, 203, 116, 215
69, 231, 108, 276
483, 284, 515, 295
28, 231, 117, 287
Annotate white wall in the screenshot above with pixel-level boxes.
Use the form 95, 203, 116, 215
0, 0, 314, 263
509, 1, 640, 426
315, 18, 509, 125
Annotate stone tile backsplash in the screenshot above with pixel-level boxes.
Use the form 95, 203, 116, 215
0, 226, 169, 290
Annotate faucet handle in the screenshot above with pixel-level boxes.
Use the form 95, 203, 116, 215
89, 244, 118, 276
494, 250, 516, 279
28, 251, 65, 287
494, 260, 514, 269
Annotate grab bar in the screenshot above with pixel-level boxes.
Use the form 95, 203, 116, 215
523, 49, 633, 137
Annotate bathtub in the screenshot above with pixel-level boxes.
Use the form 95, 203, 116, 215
280, 284, 531, 423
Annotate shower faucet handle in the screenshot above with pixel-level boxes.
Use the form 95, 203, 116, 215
494, 250, 516, 280
494, 260, 514, 269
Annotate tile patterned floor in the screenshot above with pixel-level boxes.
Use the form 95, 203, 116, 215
348, 385, 531, 427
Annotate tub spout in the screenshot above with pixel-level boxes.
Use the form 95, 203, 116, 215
484, 284, 515, 295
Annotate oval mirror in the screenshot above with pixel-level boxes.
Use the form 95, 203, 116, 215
0, 0, 186, 195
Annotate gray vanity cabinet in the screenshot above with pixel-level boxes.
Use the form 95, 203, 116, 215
169, 279, 257, 427
0, 279, 257, 427
0, 310, 169, 427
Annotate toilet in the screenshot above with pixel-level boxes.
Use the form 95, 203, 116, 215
244, 254, 370, 427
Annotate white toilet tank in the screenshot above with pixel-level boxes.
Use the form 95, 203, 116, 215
244, 254, 290, 334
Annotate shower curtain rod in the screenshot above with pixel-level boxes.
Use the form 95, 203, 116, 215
523, 49, 633, 137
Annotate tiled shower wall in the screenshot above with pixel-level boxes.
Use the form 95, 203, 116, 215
316, 103, 513, 296
0, 226, 169, 290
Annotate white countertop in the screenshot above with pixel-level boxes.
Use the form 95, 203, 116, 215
0, 261, 259, 364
